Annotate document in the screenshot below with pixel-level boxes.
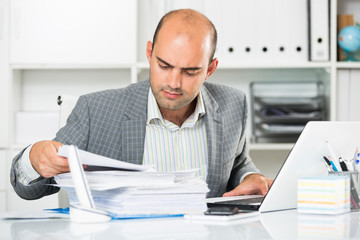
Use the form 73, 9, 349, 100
58, 145, 150, 171
55, 146, 209, 215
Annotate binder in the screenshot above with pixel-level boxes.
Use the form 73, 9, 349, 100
288, 0, 309, 62
204, 0, 308, 64
309, 0, 330, 61
254, 0, 275, 63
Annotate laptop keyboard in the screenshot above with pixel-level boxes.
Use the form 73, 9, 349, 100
218, 197, 264, 205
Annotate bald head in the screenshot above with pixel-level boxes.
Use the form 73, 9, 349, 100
152, 9, 217, 63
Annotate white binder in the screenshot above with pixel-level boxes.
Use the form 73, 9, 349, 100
62, 145, 111, 223
204, 0, 309, 64
309, 0, 330, 61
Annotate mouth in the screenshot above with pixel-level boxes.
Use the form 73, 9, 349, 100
163, 90, 182, 99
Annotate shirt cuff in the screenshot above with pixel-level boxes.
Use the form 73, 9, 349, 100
18, 145, 41, 185
240, 172, 256, 183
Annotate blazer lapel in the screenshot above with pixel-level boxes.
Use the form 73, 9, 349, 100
121, 81, 150, 165
201, 85, 224, 197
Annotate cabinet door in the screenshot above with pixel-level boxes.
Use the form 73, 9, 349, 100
0, 0, 9, 147
337, 70, 360, 121
10, 0, 136, 65
0, 150, 6, 192
0, 150, 6, 211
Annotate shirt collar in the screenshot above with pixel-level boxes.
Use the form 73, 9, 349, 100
146, 88, 206, 126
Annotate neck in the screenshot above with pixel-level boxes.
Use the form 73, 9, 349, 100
160, 99, 197, 127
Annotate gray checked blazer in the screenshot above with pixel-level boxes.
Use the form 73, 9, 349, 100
10, 80, 259, 199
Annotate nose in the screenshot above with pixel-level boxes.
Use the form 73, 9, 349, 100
167, 69, 182, 90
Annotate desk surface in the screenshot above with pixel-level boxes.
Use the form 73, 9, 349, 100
1, 210, 360, 239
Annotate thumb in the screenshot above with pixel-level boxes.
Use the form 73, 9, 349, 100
260, 182, 269, 196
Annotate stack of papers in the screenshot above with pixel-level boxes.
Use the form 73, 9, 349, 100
297, 176, 350, 214
54, 147, 209, 216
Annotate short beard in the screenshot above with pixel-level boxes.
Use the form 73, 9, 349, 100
151, 85, 193, 111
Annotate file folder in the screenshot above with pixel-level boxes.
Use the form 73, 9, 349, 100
309, 0, 330, 61
205, 0, 308, 64
288, 0, 309, 62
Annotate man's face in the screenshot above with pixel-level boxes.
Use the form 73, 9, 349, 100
147, 23, 215, 112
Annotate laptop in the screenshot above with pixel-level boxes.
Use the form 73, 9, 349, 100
207, 121, 360, 212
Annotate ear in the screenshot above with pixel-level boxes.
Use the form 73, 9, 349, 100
146, 41, 153, 63
205, 58, 218, 80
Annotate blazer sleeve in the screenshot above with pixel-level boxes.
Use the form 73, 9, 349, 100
226, 97, 260, 191
10, 147, 60, 200
10, 96, 91, 200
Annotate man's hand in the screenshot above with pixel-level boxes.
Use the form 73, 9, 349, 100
29, 140, 69, 178
223, 173, 274, 197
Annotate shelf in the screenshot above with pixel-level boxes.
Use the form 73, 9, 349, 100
249, 143, 294, 151
11, 64, 134, 70
217, 62, 332, 69
336, 62, 360, 69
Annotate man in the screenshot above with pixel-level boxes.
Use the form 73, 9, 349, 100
10, 9, 272, 200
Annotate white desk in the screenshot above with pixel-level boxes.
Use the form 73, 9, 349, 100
1, 210, 360, 239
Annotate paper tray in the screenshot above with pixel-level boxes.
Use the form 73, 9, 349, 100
255, 112, 323, 124
254, 97, 324, 111
256, 123, 305, 135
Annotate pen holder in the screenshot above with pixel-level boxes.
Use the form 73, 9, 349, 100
329, 171, 360, 211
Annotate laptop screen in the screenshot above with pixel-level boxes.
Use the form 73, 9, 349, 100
207, 121, 360, 213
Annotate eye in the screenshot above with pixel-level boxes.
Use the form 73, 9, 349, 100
184, 71, 198, 76
159, 64, 169, 69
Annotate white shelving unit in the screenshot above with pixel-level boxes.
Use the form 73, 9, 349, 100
0, 0, 359, 211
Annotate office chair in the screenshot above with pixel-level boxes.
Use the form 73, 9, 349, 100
57, 95, 79, 208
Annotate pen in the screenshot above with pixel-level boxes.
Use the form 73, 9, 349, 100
44, 207, 70, 214
322, 156, 334, 172
325, 156, 339, 172
325, 141, 341, 171
339, 157, 348, 171
353, 147, 359, 171
344, 158, 354, 171
329, 159, 339, 172
353, 147, 358, 161
355, 152, 360, 171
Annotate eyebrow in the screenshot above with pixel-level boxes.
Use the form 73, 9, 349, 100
156, 56, 202, 71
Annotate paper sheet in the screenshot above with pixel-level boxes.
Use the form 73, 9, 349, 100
58, 145, 151, 171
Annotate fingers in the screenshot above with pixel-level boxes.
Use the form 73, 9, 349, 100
223, 189, 244, 197
29, 140, 69, 178
223, 188, 238, 197
222, 174, 274, 197
267, 178, 274, 187
259, 177, 274, 195
259, 181, 269, 195
223, 184, 258, 197
222, 192, 235, 197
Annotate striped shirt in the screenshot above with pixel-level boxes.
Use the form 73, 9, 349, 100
143, 89, 208, 180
